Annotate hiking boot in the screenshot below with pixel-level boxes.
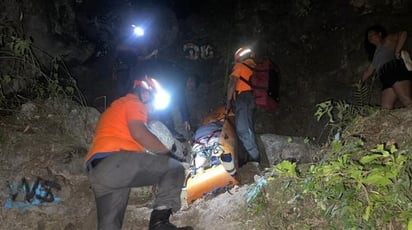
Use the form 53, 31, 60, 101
149, 209, 176, 230
149, 209, 193, 230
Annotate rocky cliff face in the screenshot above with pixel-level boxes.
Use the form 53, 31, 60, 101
2, 0, 412, 140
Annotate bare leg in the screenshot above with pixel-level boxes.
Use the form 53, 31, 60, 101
381, 88, 397, 109
392, 80, 412, 108
401, 50, 412, 71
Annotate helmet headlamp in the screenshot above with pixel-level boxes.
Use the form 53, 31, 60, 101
133, 76, 171, 110
234, 47, 255, 62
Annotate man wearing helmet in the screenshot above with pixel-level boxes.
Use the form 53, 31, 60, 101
85, 76, 191, 230
225, 47, 260, 164
132, 56, 195, 140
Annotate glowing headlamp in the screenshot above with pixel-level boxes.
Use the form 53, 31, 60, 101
131, 25, 144, 37
148, 78, 170, 110
153, 88, 171, 110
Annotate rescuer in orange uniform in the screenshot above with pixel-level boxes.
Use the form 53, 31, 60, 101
85, 76, 190, 230
225, 47, 260, 164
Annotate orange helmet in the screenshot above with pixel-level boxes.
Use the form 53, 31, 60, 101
133, 76, 170, 108
133, 76, 160, 92
234, 47, 255, 62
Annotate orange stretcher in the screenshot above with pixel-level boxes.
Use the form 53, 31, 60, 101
183, 106, 239, 204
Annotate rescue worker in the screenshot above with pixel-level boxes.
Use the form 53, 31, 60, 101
225, 47, 260, 163
85, 76, 190, 230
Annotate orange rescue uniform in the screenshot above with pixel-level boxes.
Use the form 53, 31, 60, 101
85, 93, 148, 161
231, 58, 256, 93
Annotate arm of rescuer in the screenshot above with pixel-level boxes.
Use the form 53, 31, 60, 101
128, 120, 170, 154
225, 74, 238, 113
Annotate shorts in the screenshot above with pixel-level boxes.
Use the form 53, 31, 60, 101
378, 59, 412, 90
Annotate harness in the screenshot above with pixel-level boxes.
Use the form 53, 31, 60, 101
191, 121, 224, 175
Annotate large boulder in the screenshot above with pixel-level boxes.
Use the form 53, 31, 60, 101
259, 134, 319, 165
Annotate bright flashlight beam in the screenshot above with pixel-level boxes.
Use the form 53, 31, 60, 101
132, 25, 144, 37
154, 90, 171, 110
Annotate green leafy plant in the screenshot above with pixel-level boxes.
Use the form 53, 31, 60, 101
352, 74, 379, 107
314, 80, 379, 141
9, 36, 32, 57
314, 99, 377, 141
274, 160, 298, 178
0, 17, 86, 110
353, 81, 371, 107
276, 138, 412, 229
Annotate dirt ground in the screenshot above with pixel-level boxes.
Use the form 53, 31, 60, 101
0, 103, 266, 230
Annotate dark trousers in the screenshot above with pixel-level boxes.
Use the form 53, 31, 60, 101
234, 91, 260, 161
87, 151, 185, 230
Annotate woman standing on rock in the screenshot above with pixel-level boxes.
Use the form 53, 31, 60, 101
361, 24, 412, 109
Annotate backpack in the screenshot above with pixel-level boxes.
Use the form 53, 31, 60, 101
240, 58, 280, 111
